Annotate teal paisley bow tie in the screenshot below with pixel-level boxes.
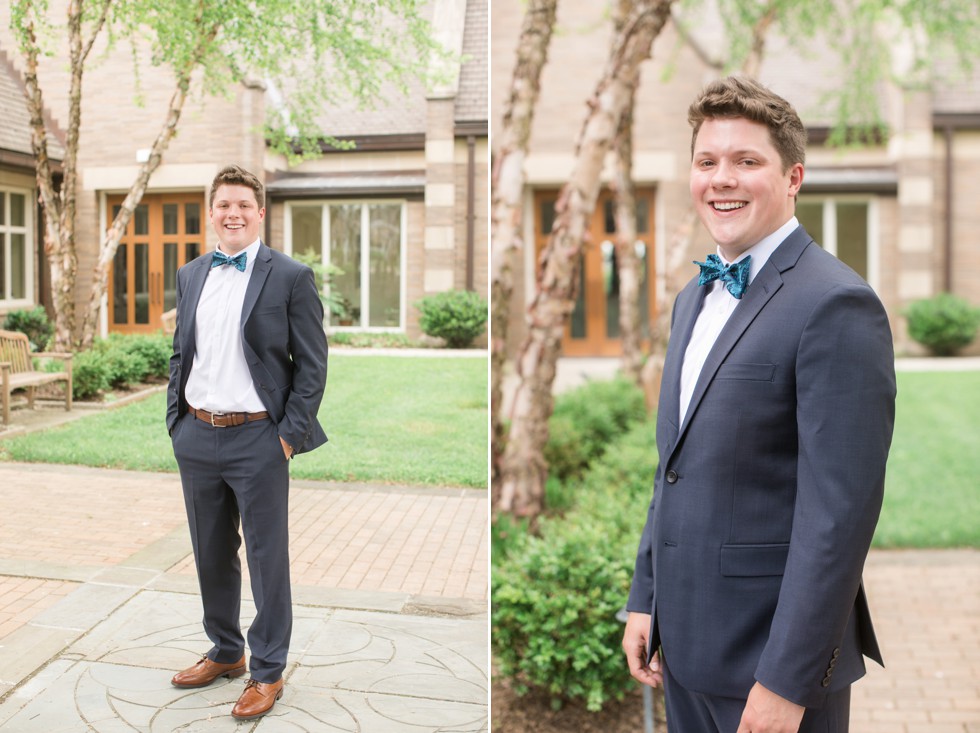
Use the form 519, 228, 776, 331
693, 254, 752, 300
211, 250, 247, 272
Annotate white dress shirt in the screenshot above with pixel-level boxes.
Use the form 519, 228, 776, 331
678, 217, 799, 426
184, 239, 267, 414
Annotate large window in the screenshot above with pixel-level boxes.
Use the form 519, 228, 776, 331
286, 201, 405, 330
797, 198, 878, 287
0, 188, 33, 306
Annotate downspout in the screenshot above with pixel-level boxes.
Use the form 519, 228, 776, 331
943, 124, 953, 293
466, 134, 475, 292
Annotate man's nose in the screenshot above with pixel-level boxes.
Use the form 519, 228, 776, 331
711, 161, 736, 188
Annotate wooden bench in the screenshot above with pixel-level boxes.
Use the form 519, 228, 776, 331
0, 329, 73, 425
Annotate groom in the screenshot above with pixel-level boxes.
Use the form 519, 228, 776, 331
167, 164, 328, 720
622, 77, 896, 732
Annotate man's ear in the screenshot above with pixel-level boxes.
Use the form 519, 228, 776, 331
788, 163, 804, 198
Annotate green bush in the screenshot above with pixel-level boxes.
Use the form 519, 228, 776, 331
905, 293, 980, 356
492, 520, 635, 712
99, 347, 149, 389
492, 421, 657, 712
545, 378, 647, 482
414, 290, 488, 348
543, 414, 590, 482
3, 306, 53, 351
108, 333, 171, 378
72, 350, 110, 400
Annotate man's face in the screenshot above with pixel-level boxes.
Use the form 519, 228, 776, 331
690, 117, 803, 260
209, 184, 265, 254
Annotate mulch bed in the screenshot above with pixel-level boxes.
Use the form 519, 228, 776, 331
491, 676, 663, 733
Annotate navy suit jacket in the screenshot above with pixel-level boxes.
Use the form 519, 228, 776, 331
166, 242, 328, 455
626, 225, 895, 708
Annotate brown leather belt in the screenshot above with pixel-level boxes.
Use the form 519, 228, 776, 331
187, 404, 269, 428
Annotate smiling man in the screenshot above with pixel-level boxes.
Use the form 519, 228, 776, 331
167, 164, 328, 720
621, 77, 896, 732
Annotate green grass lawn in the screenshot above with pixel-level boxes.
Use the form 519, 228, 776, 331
873, 370, 980, 548
0, 354, 488, 488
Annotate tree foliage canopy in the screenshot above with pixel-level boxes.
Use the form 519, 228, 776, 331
672, 0, 980, 145
8, 0, 446, 349
15, 0, 444, 159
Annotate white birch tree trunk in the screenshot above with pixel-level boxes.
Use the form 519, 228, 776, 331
498, 0, 675, 518
490, 0, 559, 509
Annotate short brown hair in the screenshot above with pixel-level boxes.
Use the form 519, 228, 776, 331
209, 164, 265, 209
688, 76, 806, 172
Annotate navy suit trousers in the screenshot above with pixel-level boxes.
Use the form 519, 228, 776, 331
172, 412, 292, 683
663, 657, 851, 733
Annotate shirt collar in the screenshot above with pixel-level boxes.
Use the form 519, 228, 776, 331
717, 216, 799, 285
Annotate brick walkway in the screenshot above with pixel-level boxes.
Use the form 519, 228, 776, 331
851, 550, 980, 733
0, 462, 487, 643
170, 480, 488, 600
0, 576, 76, 639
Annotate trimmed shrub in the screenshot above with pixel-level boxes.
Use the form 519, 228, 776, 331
71, 349, 110, 400
109, 333, 171, 378
493, 421, 657, 712
492, 519, 635, 712
905, 293, 980, 356
414, 290, 488, 348
545, 377, 647, 482
543, 414, 590, 482
99, 347, 149, 389
3, 306, 53, 351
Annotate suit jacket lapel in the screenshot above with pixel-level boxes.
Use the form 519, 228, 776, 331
241, 242, 273, 327
660, 280, 707, 442
674, 226, 813, 445
181, 256, 211, 356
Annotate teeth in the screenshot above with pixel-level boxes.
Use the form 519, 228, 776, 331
713, 202, 746, 211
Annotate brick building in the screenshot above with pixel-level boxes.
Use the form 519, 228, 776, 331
0, 0, 487, 341
492, 0, 980, 357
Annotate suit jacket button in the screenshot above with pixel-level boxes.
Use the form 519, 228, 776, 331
665, 470, 678, 484
832, 648, 840, 660
821, 676, 832, 688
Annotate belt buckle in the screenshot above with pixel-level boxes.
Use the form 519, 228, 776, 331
210, 411, 226, 428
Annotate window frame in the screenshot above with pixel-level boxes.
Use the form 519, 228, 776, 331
0, 186, 36, 308
284, 199, 408, 332
797, 195, 880, 292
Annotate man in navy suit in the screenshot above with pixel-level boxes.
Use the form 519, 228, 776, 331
167, 165, 328, 720
622, 77, 896, 732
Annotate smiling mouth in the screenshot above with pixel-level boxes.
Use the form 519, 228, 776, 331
225, 224, 244, 229
712, 201, 747, 211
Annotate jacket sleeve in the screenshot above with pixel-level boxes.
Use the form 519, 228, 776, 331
278, 264, 328, 453
754, 281, 895, 708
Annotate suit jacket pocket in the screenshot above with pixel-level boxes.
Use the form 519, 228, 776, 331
720, 543, 790, 577
716, 362, 776, 381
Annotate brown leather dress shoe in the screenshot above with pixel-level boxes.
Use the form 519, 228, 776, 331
171, 654, 246, 688
232, 678, 284, 720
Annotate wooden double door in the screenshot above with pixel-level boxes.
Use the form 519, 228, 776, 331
107, 193, 205, 334
533, 188, 658, 356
